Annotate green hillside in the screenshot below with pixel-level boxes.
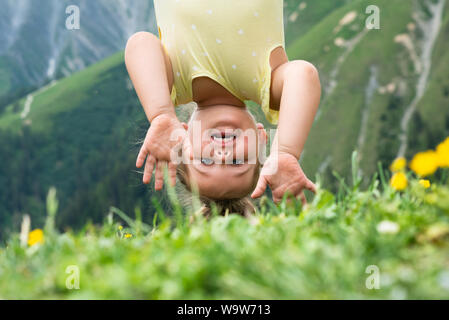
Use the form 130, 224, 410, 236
285, 0, 449, 188
0, 52, 154, 238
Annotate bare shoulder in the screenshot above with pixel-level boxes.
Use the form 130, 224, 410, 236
269, 53, 319, 111
269, 46, 289, 72
268, 46, 288, 110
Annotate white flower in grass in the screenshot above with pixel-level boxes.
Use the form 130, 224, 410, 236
377, 220, 400, 234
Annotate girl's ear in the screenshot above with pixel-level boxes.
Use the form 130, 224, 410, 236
256, 123, 267, 145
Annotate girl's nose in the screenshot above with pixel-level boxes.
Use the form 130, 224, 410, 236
214, 149, 232, 163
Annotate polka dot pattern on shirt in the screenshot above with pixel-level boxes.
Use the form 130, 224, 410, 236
154, 0, 285, 124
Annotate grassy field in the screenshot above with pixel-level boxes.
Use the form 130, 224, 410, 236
1, 148, 449, 300
1, 1, 449, 299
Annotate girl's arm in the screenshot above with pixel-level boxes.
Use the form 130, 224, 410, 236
252, 60, 321, 202
272, 60, 321, 160
125, 31, 176, 122
125, 31, 187, 189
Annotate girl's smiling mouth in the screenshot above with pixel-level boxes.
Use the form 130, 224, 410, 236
211, 131, 238, 146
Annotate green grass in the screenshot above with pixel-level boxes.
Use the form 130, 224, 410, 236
1, 154, 449, 299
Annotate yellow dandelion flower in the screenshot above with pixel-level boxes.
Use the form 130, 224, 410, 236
390, 157, 407, 172
390, 172, 408, 191
124, 233, 133, 239
436, 137, 449, 168
28, 229, 44, 246
419, 179, 431, 189
409, 150, 439, 177
118, 225, 123, 231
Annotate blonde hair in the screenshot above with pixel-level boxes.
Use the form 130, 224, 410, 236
176, 163, 256, 218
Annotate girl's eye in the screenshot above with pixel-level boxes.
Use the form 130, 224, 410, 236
233, 159, 244, 165
201, 158, 214, 166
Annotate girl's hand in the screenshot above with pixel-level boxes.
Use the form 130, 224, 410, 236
136, 113, 191, 190
251, 152, 316, 204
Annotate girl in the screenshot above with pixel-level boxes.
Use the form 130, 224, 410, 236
125, 0, 321, 215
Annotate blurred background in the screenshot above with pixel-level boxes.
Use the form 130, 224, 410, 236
0, 0, 448, 238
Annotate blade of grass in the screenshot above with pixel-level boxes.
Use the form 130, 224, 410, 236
109, 207, 151, 233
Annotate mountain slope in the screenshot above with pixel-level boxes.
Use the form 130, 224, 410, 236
0, 0, 156, 99
285, 0, 449, 187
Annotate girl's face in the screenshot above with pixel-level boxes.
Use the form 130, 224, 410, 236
183, 105, 266, 199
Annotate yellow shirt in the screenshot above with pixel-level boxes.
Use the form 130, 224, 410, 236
153, 0, 285, 124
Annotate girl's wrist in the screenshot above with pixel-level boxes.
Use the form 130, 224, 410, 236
274, 145, 301, 161
149, 109, 177, 123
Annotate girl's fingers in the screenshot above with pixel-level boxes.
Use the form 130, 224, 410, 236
136, 145, 148, 168
143, 155, 155, 184
154, 160, 166, 191
251, 176, 268, 199
306, 180, 317, 193
168, 162, 177, 187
